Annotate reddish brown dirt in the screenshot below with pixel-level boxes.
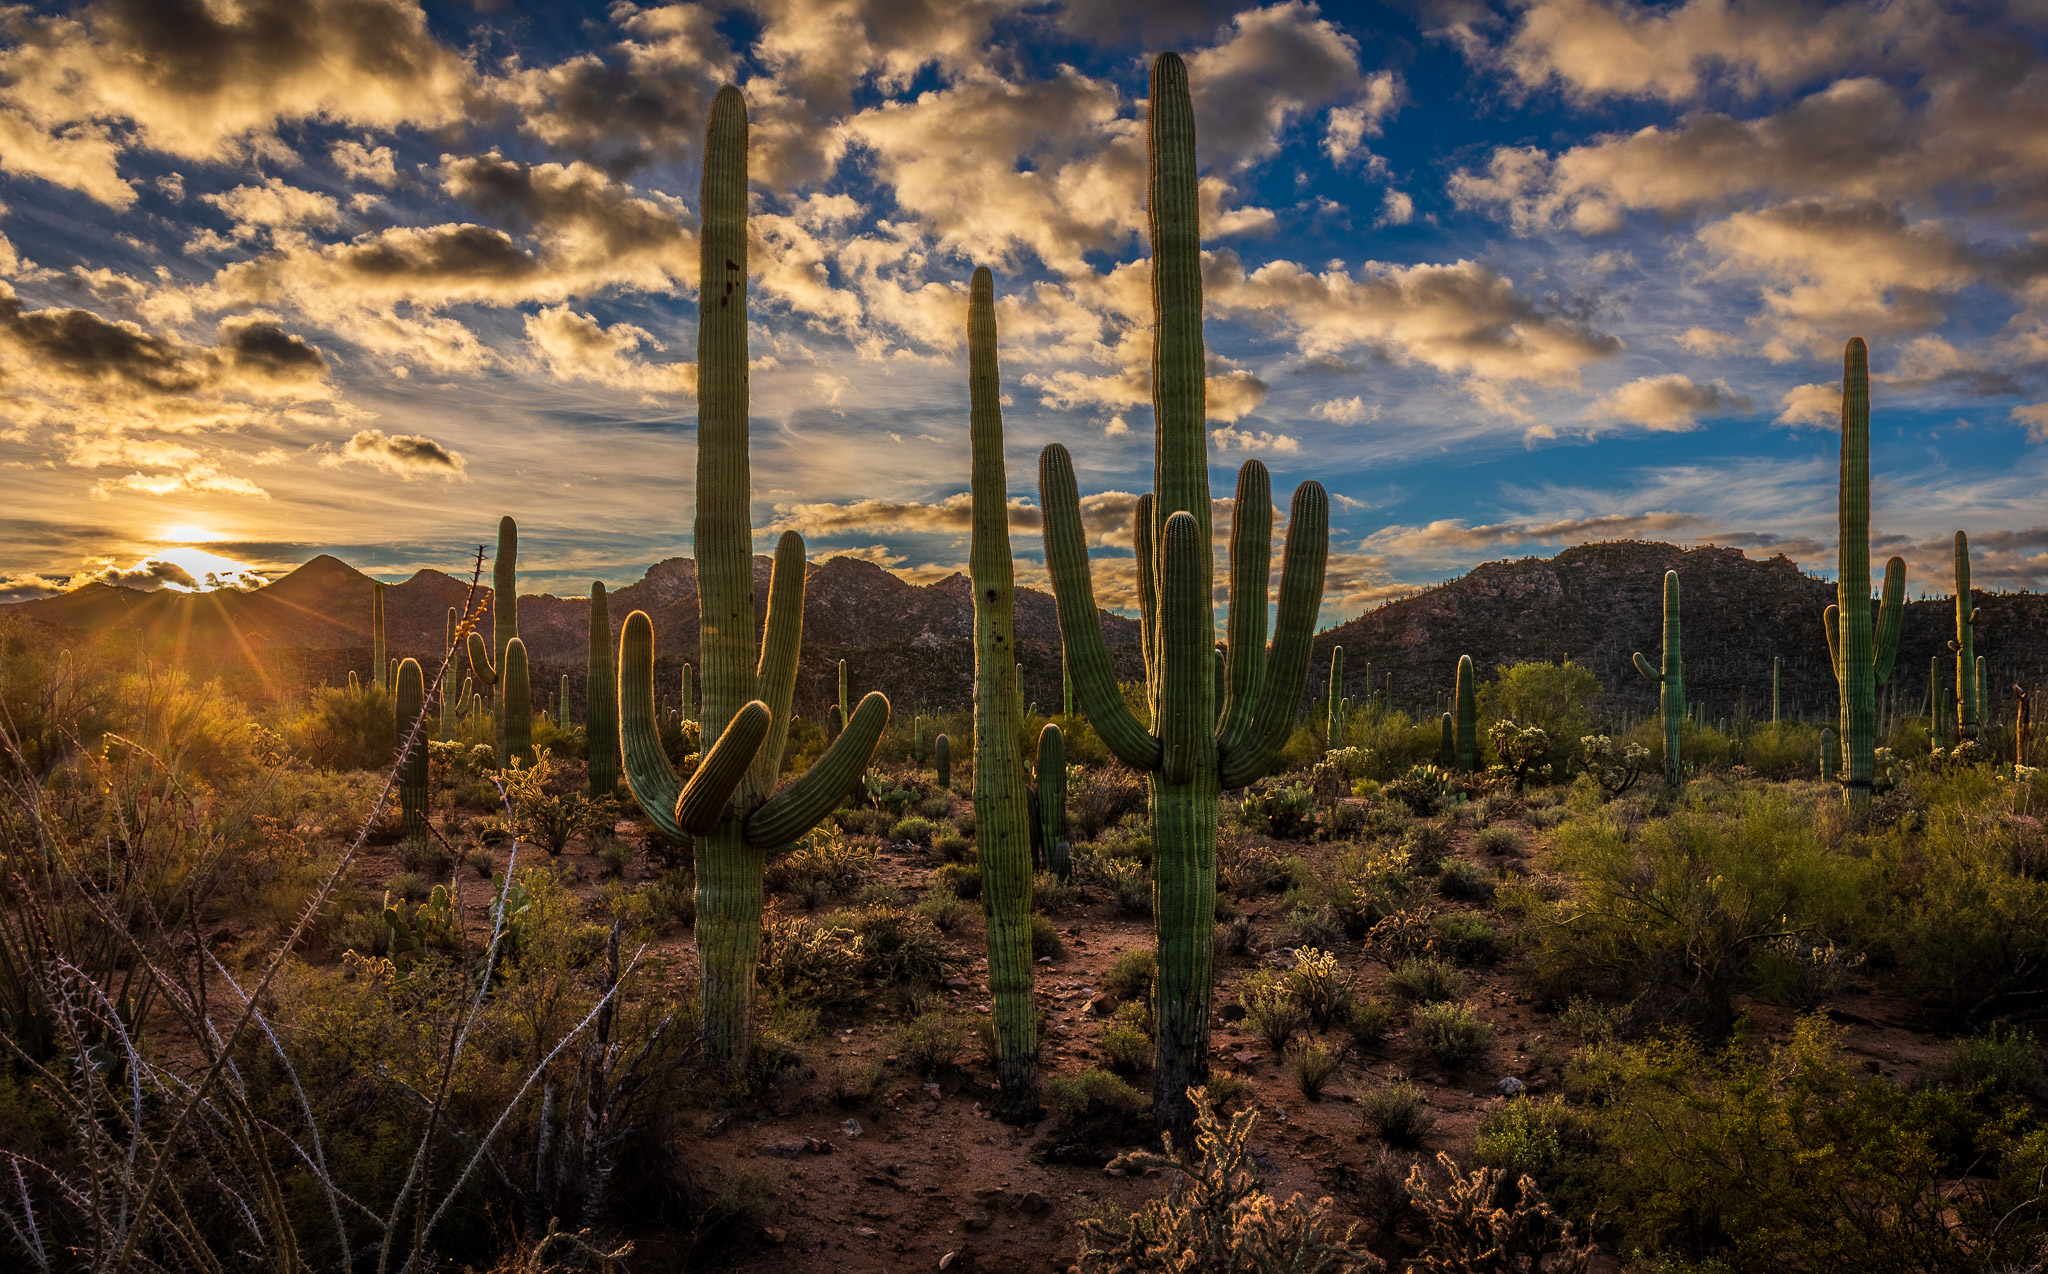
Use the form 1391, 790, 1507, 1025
343, 782, 1954, 1274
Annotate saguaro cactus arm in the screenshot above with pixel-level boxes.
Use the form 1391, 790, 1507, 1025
1217, 480, 1329, 788
1039, 444, 1162, 770
1218, 460, 1271, 743
467, 629, 499, 686
1157, 511, 1208, 784
1874, 556, 1905, 685
678, 701, 770, 833
1633, 651, 1663, 683
1823, 604, 1842, 679
746, 692, 890, 847
618, 610, 686, 841
749, 531, 807, 796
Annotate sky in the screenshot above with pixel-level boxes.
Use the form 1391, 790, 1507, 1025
0, 0, 2044, 621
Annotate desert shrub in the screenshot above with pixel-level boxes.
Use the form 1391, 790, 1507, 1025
1239, 969, 1308, 1051
1474, 1097, 1585, 1190
915, 793, 954, 821
1742, 721, 1828, 781
1237, 779, 1321, 840
1070, 763, 1149, 841
1405, 1153, 1594, 1273
1431, 913, 1507, 964
1525, 787, 1865, 1035
1077, 1090, 1380, 1272
932, 860, 981, 900
843, 903, 957, 990
897, 1012, 967, 1077
1414, 1002, 1492, 1069
1030, 912, 1064, 959
932, 827, 971, 860
1433, 857, 1496, 902
1279, 901, 1347, 951
758, 915, 864, 1008
1561, 1015, 2048, 1273
1043, 1069, 1152, 1165
1034, 870, 1081, 913
912, 885, 969, 932
1383, 764, 1454, 814
1285, 946, 1350, 1030
1365, 905, 1441, 963
1476, 661, 1601, 783
888, 815, 936, 845
643, 867, 696, 930
386, 870, 432, 902
464, 847, 496, 878
1343, 998, 1396, 1050
1105, 949, 1157, 1003
1326, 844, 1418, 935
1096, 855, 1152, 916
1102, 1001, 1153, 1074
1938, 1026, 2043, 1096
1402, 818, 1453, 861
1474, 824, 1522, 856
397, 837, 452, 878
288, 680, 398, 772
1388, 956, 1469, 1004
594, 838, 633, 879
1218, 839, 1293, 895
766, 824, 875, 907
1287, 1040, 1342, 1100
501, 750, 615, 855
1214, 915, 1254, 958
1358, 1082, 1436, 1147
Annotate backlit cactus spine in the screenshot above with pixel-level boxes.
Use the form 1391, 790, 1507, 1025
966, 267, 1038, 1119
1953, 531, 1979, 741
615, 87, 888, 1066
1037, 53, 1328, 1138
396, 657, 427, 845
466, 516, 531, 768
1325, 646, 1343, 752
1823, 339, 1905, 813
1454, 654, 1477, 772
588, 581, 618, 797
1633, 570, 1686, 788
934, 733, 951, 789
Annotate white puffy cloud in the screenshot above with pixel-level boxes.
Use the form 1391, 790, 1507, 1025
326, 428, 466, 479
524, 306, 696, 396
1775, 382, 1840, 427
2013, 402, 2048, 442
1583, 373, 1753, 431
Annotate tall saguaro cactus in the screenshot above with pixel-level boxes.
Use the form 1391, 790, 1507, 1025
1325, 646, 1344, 752
934, 733, 951, 789
371, 581, 387, 691
1634, 570, 1686, 789
466, 517, 531, 768
615, 87, 889, 1066
502, 639, 532, 767
1824, 339, 1905, 812
965, 267, 1039, 1118
1037, 52, 1329, 1139
1036, 723, 1067, 867
1953, 531, 1979, 742
1454, 654, 1477, 772
588, 581, 619, 797
395, 657, 427, 845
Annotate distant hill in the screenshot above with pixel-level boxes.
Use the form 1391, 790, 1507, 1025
3, 552, 1143, 716
1314, 541, 2048, 727
11, 540, 2047, 725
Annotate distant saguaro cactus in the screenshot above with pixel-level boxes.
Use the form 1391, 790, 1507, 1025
588, 581, 618, 797
1634, 571, 1686, 789
466, 517, 530, 768
1823, 339, 1904, 816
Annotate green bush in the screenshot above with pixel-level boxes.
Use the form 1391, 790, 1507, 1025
1561, 1015, 2047, 1272
897, 1012, 967, 1077
1388, 956, 1469, 1004
1474, 1097, 1580, 1187
888, 815, 936, 845
1239, 969, 1308, 1051
766, 824, 876, 907
1105, 949, 1156, 1003
933, 827, 971, 860
1358, 1081, 1436, 1147
1433, 857, 1496, 902
1030, 912, 1064, 959
933, 860, 981, 900
1431, 912, 1507, 964
1413, 1001, 1492, 1069
912, 885, 968, 932
1286, 1040, 1341, 1100
1102, 1002, 1152, 1075
1342, 998, 1396, 1050
1477, 661, 1601, 782
1474, 824, 1522, 856
1938, 1026, 2043, 1096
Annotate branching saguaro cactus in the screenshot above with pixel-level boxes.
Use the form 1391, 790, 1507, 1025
1037, 52, 1328, 1139
966, 267, 1039, 1119
616, 86, 889, 1066
1454, 654, 1477, 772
1634, 570, 1686, 788
1823, 339, 1905, 812
588, 581, 618, 797
466, 517, 531, 768
396, 657, 426, 845
1953, 531, 1979, 741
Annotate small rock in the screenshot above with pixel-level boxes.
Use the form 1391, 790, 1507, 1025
1036, 955, 1054, 964
975, 1003, 991, 1014
1232, 1049, 1258, 1065
1019, 1190, 1051, 1214
855, 1226, 880, 1238
1219, 1003, 1246, 1023
925, 1082, 943, 1097
938, 1253, 959, 1270
1103, 1166, 1126, 1177
761, 1226, 786, 1244
805, 1136, 834, 1153
964, 1209, 992, 1231
1081, 996, 1111, 1017
945, 976, 971, 991
843, 1117, 864, 1138
760, 1140, 805, 1159
1497, 1076, 1525, 1097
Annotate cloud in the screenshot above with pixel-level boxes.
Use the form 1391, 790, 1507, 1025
820, 544, 906, 568
1210, 426, 1300, 453
1583, 373, 1753, 431
765, 492, 1037, 537
1206, 253, 1623, 391
1324, 72, 1402, 164
1496, 0, 1936, 104
89, 467, 269, 500
2014, 402, 2048, 442
329, 428, 466, 479
200, 178, 342, 241
1187, 3, 1388, 171
1024, 365, 1269, 422
524, 305, 695, 396
1310, 395, 1377, 424
331, 139, 398, 186
1363, 510, 1697, 560
79, 555, 198, 591
0, 570, 68, 602
1776, 381, 1840, 427
1376, 189, 1415, 226
0, 0, 471, 206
